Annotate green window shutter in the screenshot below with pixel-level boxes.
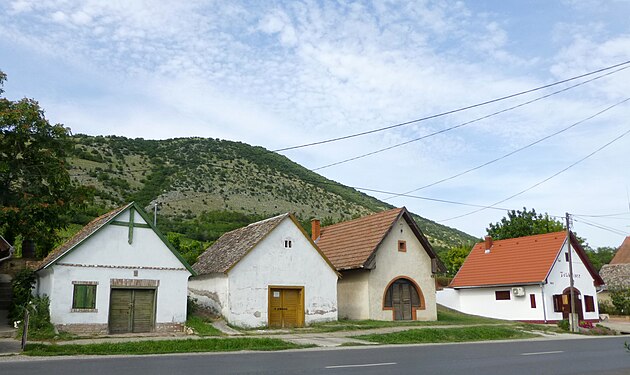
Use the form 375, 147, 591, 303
73, 284, 97, 309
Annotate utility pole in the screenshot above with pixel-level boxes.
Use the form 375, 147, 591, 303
566, 212, 577, 333
154, 202, 158, 227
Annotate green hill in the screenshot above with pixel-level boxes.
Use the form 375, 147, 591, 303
67, 135, 477, 258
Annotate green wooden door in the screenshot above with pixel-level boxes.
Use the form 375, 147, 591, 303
109, 289, 155, 334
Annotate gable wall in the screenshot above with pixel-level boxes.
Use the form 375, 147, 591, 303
226, 218, 338, 328
438, 240, 600, 322
367, 216, 437, 321
37, 207, 191, 333
544, 241, 599, 321
337, 269, 370, 319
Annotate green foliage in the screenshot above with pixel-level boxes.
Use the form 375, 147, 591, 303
0, 71, 92, 255
609, 287, 630, 315
24, 337, 308, 356
443, 243, 473, 275
354, 326, 535, 344
22, 295, 57, 340
167, 232, 208, 265
9, 268, 36, 323
486, 207, 565, 240
598, 300, 620, 315
585, 246, 617, 272
187, 296, 199, 318
185, 316, 223, 336
557, 319, 570, 331
160, 210, 264, 243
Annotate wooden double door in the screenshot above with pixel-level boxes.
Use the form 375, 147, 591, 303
268, 287, 304, 328
109, 288, 156, 334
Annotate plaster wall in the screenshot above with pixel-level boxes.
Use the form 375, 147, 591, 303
337, 269, 369, 320
188, 273, 229, 317
367, 217, 437, 321
225, 218, 338, 328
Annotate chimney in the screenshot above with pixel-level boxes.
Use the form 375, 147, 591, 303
311, 219, 321, 242
484, 235, 493, 253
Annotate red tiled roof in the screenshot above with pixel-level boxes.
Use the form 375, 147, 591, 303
450, 231, 603, 287
610, 236, 630, 264
317, 207, 441, 271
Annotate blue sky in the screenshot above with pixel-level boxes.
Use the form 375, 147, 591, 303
2, 0, 630, 247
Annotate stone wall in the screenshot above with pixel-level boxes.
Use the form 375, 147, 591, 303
600, 264, 630, 288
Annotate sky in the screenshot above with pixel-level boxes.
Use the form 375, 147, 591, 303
1, 0, 630, 248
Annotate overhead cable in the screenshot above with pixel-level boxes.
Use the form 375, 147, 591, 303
273, 60, 630, 152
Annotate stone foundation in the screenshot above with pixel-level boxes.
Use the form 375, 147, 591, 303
55, 323, 108, 335
55, 322, 184, 335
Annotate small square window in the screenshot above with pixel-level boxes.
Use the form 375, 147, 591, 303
72, 284, 97, 309
398, 240, 407, 252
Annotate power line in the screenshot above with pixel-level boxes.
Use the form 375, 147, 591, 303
573, 217, 629, 237
383, 96, 630, 200
273, 60, 630, 152
438, 126, 630, 222
312, 67, 630, 171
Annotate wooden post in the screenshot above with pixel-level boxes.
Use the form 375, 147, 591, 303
21, 309, 29, 350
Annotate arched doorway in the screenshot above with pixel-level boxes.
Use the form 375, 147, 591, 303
554, 287, 583, 321
383, 277, 424, 320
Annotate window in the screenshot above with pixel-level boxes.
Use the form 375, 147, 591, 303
284, 239, 292, 248
398, 240, 407, 252
553, 294, 563, 312
584, 295, 595, 312
72, 282, 97, 310
495, 291, 511, 300
564, 252, 569, 261
530, 294, 536, 308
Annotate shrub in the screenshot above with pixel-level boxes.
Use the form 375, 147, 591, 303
578, 320, 594, 329
609, 287, 630, 315
9, 269, 36, 323
557, 319, 570, 331
598, 300, 620, 315
187, 296, 199, 318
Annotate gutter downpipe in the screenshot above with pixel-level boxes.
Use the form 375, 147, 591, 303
540, 283, 547, 323
0, 245, 14, 264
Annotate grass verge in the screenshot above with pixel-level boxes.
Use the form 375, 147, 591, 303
24, 337, 310, 356
354, 326, 536, 344
186, 316, 223, 336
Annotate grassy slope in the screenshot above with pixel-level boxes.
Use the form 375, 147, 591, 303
67, 135, 477, 251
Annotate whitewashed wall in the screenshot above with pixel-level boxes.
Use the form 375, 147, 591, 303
225, 218, 338, 328
337, 270, 369, 320
437, 239, 600, 322
367, 217, 437, 321
37, 207, 191, 328
188, 273, 229, 317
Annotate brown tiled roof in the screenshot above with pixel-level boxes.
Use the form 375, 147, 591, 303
193, 213, 289, 275
610, 236, 630, 264
37, 203, 133, 270
450, 232, 604, 288
317, 207, 441, 271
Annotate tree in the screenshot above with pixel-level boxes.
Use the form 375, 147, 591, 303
0, 71, 91, 255
486, 207, 565, 240
585, 246, 617, 272
443, 243, 473, 275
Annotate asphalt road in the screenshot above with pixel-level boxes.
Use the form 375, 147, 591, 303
1, 336, 629, 375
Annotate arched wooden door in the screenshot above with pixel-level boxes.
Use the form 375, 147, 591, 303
384, 278, 423, 320
561, 287, 583, 321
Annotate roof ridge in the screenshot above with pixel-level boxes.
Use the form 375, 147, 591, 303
321, 207, 403, 230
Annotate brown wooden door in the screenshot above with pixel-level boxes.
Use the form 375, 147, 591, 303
109, 289, 155, 334
393, 283, 413, 320
268, 288, 303, 328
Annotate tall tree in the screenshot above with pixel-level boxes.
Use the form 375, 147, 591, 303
443, 243, 474, 275
486, 207, 565, 240
0, 71, 90, 255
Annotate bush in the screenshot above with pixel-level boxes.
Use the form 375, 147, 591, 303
610, 287, 630, 315
187, 296, 199, 318
9, 269, 36, 323
599, 300, 620, 315
557, 319, 570, 331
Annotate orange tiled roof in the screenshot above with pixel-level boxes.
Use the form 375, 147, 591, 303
317, 207, 441, 271
450, 231, 604, 288
610, 236, 630, 264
